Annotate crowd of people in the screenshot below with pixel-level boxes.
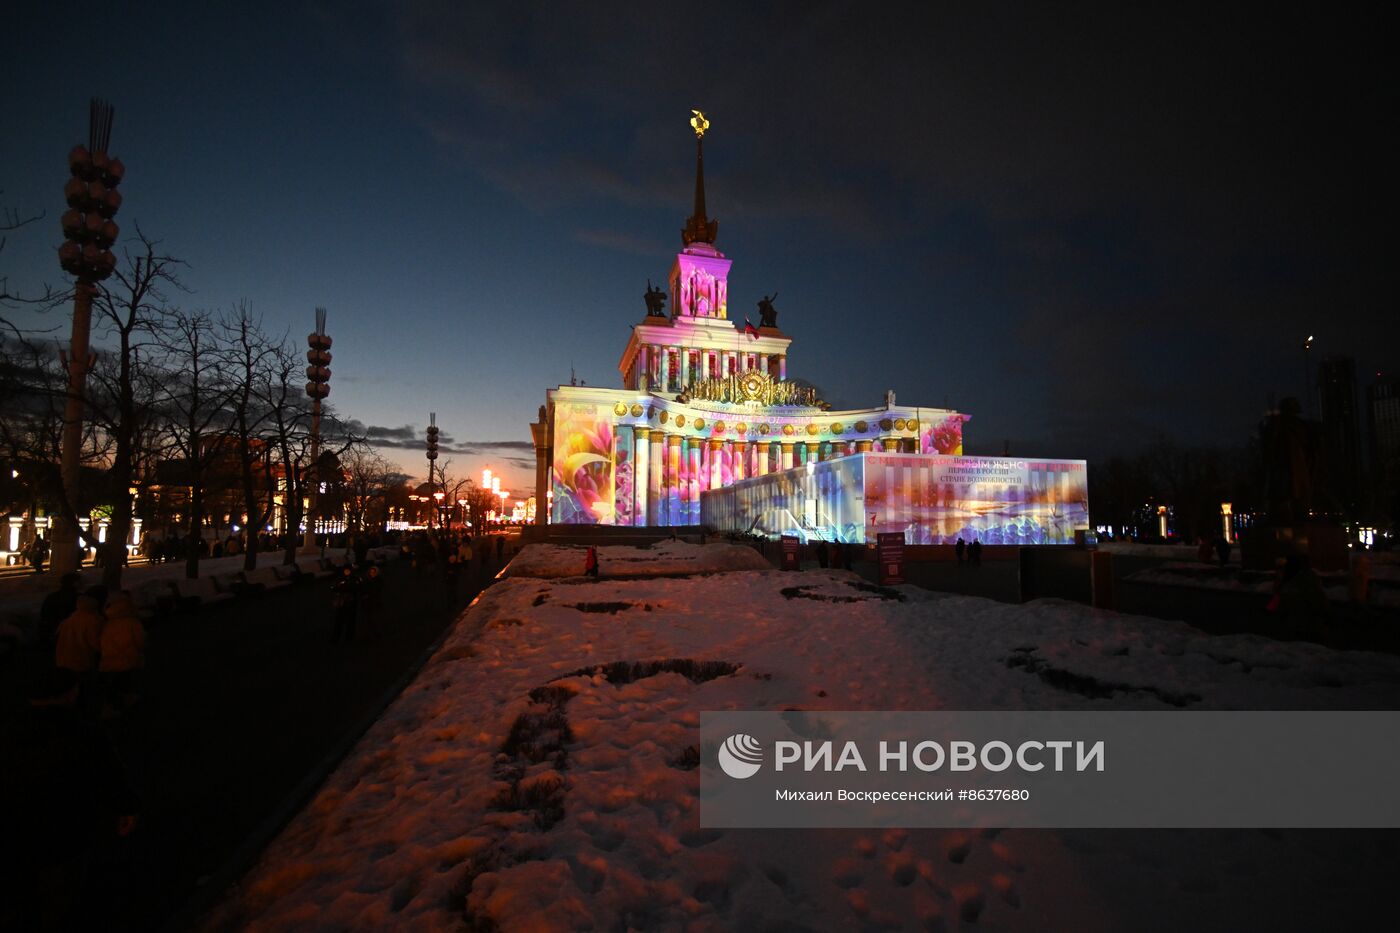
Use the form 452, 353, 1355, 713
39, 573, 148, 718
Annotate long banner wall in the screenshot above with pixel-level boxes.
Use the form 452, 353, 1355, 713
867, 454, 1088, 545
701, 454, 1089, 545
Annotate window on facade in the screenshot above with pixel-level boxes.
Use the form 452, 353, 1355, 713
668, 350, 680, 390
689, 351, 700, 386
727, 355, 736, 375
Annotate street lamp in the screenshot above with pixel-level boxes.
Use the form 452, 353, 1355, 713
52, 99, 124, 576
1303, 335, 1315, 419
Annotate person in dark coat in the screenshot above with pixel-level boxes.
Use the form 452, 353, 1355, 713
955, 538, 966, 564
39, 572, 82, 646
969, 539, 982, 566
584, 546, 599, 579
816, 540, 830, 569
359, 564, 384, 634
330, 566, 359, 643
1214, 535, 1231, 567
29, 534, 50, 575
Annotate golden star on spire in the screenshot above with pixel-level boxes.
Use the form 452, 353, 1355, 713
690, 109, 710, 139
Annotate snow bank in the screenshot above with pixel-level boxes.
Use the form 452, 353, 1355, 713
206, 545, 1400, 932
504, 539, 770, 579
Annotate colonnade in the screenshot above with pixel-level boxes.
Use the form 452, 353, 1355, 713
639, 345, 787, 391
627, 427, 919, 525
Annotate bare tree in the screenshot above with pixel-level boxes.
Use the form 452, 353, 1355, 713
341, 445, 403, 533
156, 308, 236, 578
86, 230, 184, 588
220, 304, 279, 571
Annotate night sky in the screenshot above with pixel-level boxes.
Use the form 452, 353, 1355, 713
3, 3, 1391, 491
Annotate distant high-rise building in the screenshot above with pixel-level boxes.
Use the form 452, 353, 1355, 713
1368, 373, 1400, 522
1317, 357, 1362, 515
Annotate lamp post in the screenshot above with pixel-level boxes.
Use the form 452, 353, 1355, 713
1303, 335, 1314, 419
304, 308, 331, 551
52, 99, 124, 576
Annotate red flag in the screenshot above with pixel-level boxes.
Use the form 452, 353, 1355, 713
743, 318, 759, 340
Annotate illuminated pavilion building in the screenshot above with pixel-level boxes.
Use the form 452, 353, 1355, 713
531, 113, 1088, 544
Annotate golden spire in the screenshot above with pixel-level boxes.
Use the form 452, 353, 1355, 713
682, 109, 718, 245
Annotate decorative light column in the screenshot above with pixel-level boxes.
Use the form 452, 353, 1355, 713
757, 442, 770, 476
1221, 503, 1233, 543
425, 413, 440, 530
780, 442, 795, 472
304, 309, 332, 550
52, 99, 124, 576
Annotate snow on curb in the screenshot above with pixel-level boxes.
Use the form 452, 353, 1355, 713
504, 540, 771, 579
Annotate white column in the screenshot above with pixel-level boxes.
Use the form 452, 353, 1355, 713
633, 428, 650, 526
6, 517, 22, 553
648, 431, 663, 523
779, 356, 787, 380
757, 443, 770, 476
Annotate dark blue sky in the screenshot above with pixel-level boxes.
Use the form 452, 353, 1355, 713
3, 3, 1391, 490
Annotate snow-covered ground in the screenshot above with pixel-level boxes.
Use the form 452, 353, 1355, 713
206, 543, 1400, 932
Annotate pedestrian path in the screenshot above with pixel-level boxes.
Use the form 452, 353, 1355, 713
0, 549, 352, 617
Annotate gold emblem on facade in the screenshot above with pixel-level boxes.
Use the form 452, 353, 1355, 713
894, 418, 907, 431
714, 421, 725, 433
693, 417, 705, 431
806, 423, 818, 435
614, 401, 628, 416
675, 415, 686, 427
831, 423, 843, 434
782, 424, 795, 436
759, 424, 771, 435
735, 422, 747, 433
679, 369, 825, 409
855, 420, 868, 433
907, 419, 919, 431
659, 412, 669, 424
630, 404, 644, 417
879, 418, 893, 431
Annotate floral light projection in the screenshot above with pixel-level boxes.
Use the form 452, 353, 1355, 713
923, 415, 965, 455
551, 404, 615, 524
